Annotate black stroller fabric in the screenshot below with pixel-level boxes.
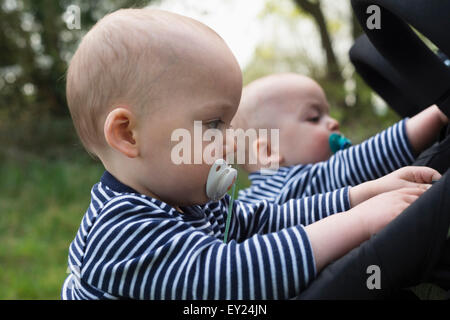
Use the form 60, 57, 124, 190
295, 0, 450, 299
350, 35, 431, 118
297, 170, 450, 300
350, 0, 450, 118
414, 126, 450, 175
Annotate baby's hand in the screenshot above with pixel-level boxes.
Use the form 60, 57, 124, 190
431, 104, 448, 125
370, 165, 441, 193
406, 105, 448, 155
350, 187, 425, 237
349, 166, 441, 207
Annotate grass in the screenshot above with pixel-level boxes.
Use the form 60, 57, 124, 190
0, 152, 105, 299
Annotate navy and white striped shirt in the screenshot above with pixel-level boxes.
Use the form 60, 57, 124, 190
62, 171, 350, 300
238, 119, 416, 205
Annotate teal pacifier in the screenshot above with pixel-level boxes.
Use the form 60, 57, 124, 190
329, 133, 352, 154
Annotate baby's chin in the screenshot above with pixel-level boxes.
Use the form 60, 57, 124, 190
313, 147, 334, 163
315, 155, 333, 164
287, 150, 332, 166
170, 188, 211, 208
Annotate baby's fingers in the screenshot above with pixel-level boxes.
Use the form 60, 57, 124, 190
398, 166, 441, 184
402, 193, 420, 205
414, 183, 433, 192
396, 188, 422, 208
413, 166, 441, 184
397, 186, 428, 198
418, 167, 441, 184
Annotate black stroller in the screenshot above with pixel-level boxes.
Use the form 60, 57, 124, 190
297, 0, 450, 300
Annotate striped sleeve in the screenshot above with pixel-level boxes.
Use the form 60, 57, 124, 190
278, 118, 416, 201
228, 188, 350, 242
80, 198, 318, 299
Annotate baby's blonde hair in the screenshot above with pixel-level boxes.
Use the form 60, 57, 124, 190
233, 73, 318, 131
66, 8, 217, 156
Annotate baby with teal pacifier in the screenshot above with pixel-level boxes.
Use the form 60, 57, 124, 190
231, 73, 353, 170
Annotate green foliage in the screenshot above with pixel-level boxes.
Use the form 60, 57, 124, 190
0, 0, 158, 154
244, 0, 402, 143
243, 43, 401, 143
260, 0, 306, 20
0, 0, 160, 299
0, 151, 104, 299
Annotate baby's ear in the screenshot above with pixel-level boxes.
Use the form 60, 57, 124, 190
104, 107, 139, 158
252, 137, 283, 169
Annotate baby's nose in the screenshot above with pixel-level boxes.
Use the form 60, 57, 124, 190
328, 118, 340, 132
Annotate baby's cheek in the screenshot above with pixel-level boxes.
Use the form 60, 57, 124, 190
191, 163, 213, 198
177, 166, 209, 205
311, 131, 333, 161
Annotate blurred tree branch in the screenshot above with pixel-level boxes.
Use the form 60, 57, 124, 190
0, 0, 158, 154
293, 0, 343, 82
0, 0, 157, 119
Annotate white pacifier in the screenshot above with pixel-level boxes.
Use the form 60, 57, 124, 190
206, 159, 237, 201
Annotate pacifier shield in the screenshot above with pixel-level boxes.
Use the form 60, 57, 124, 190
206, 159, 237, 201
329, 133, 352, 154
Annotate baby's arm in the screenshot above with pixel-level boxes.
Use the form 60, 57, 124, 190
238, 165, 440, 228
405, 105, 448, 156
81, 198, 323, 299
274, 105, 447, 202
228, 166, 436, 274
305, 187, 425, 272
227, 187, 350, 242
274, 119, 414, 203
327, 104, 447, 189
348, 166, 441, 207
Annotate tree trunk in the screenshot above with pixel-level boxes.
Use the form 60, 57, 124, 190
293, 0, 343, 82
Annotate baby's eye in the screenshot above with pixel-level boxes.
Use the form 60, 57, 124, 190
307, 116, 321, 123
205, 119, 224, 129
